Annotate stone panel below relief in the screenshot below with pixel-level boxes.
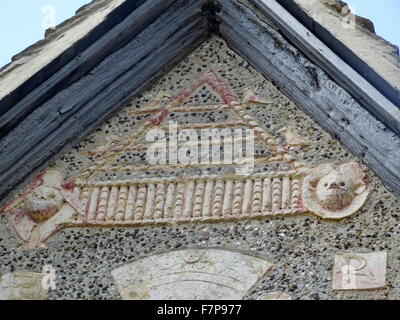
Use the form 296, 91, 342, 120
0, 36, 398, 300
111, 249, 273, 300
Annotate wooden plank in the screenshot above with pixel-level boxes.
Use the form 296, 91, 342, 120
274, 0, 400, 109
0, 0, 147, 120
0, 0, 176, 137
250, 0, 400, 134
216, 0, 400, 197
0, 0, 206, 175
0, 4, 208, 199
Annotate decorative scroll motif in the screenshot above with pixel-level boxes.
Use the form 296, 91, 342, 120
111, 249, 273, 300
0, 69, 370, 249
332, 252, 387, 290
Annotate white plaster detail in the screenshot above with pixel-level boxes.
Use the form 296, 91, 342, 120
332, 252, 387, 290
302, 162, 369, 219
0, 69, 370, 249
111, 249, 273, 300
0, 272, 48, 300
278, 126, 310, 147
257, 291, 292, 300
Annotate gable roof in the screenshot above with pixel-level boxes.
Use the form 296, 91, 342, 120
0, 0, 399, 201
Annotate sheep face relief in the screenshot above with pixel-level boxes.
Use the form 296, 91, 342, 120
24, 171, 65, 223
303, 162, 369, 219
1, 161, 369, 249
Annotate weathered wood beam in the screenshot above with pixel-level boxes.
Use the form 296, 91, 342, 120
274, 0, 400, 109
0, 0, 176, 137
0, 0, 147, 120
216, 0, 400, 197
0, 0, 208, 199
250, 0, 400, 135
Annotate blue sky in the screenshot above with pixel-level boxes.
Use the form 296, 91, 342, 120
346, 0, 400, 49
0, 0, 91, 68
0, 0, 399, 69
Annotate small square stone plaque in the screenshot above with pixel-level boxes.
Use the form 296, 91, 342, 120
332, 252, 387, 290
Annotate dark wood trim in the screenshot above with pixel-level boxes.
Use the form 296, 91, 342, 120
216, 0, 400, 197
274, 0, 400, 109
1, 0, 400, 201
250, 0, 400, 135
0, 0, 147, 120
0, 0, 208, 199
0, 0, 175, 137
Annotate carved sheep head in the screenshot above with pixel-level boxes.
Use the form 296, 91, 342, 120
24, 170, 64, 223
303, 161, 369, 219
315, 162, 367, 211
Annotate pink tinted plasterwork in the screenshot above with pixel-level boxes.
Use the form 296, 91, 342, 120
0, 69, 370, 249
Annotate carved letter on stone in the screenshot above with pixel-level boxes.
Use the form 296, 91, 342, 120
332, 252, 387, 290
0, 69, 370, 249
111, 249, 273, 300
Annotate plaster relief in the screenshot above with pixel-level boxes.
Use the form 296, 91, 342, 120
111, 249, 273, 300
303, 162, 369, 219
257, 291, 292, 300
0, 272, 48, 300
332, 252, 387, 290
278, 126, 310, 147
1, 69, 370, 249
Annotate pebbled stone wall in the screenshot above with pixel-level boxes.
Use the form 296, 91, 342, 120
0, 36, 399, 300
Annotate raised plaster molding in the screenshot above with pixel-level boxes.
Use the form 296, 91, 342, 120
1, 160, 369, 249
278, 126, 311, 147
257, 291, 292, 300
0, 69, 370, 249
0, 272, 48, 300
332, 252, 387, 290
111, 249, 273, 300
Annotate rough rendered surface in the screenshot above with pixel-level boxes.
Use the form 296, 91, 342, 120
294, 0, 400, 91
0, 37, 399, 300
1, 69, 370, 248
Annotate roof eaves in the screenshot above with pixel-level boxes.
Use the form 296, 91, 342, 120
0, 0, 146, 115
